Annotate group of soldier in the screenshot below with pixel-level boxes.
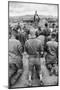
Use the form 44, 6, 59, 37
8, 13, 58, 88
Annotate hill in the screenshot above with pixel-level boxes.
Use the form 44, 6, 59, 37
9, 15, 58, 23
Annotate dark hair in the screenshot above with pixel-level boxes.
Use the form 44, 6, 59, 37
51, 32, 56, 38
12, 27, 18, 39
56, 25, 58, 28
45, 23, 48, 27
52, 23, 55, 28
38, 26, 41, 31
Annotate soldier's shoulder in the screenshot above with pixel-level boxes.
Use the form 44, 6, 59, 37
16, 40, 22, 45
47, 40, 58, 46
46, 41, 52, 45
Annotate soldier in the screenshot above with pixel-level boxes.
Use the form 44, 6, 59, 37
45, 32, 58, 75
35, 26, 42, 37
52, 23, 56, 32
18, 29, 29, 47
8, 29, 23, 88
34, 11, 40, 28
41, 23, 51, 46
24, 37, 44, 86
42, 23, 51, 37
17, 22, 21, 31
34, 11, 40, 22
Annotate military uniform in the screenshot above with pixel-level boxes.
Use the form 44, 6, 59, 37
42, 28, 51, 37
25, 38, 43, 55
8, 37, 23, 86
34, 11, 40, 28
45, 40, 58, 65
25, 38, 43, 81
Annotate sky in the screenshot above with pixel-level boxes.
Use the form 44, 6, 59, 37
9, 2, 58, 17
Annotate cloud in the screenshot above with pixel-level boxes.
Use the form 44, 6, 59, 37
9, 2, 58, 17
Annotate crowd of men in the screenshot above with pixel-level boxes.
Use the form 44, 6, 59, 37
8, 14, 58, 88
